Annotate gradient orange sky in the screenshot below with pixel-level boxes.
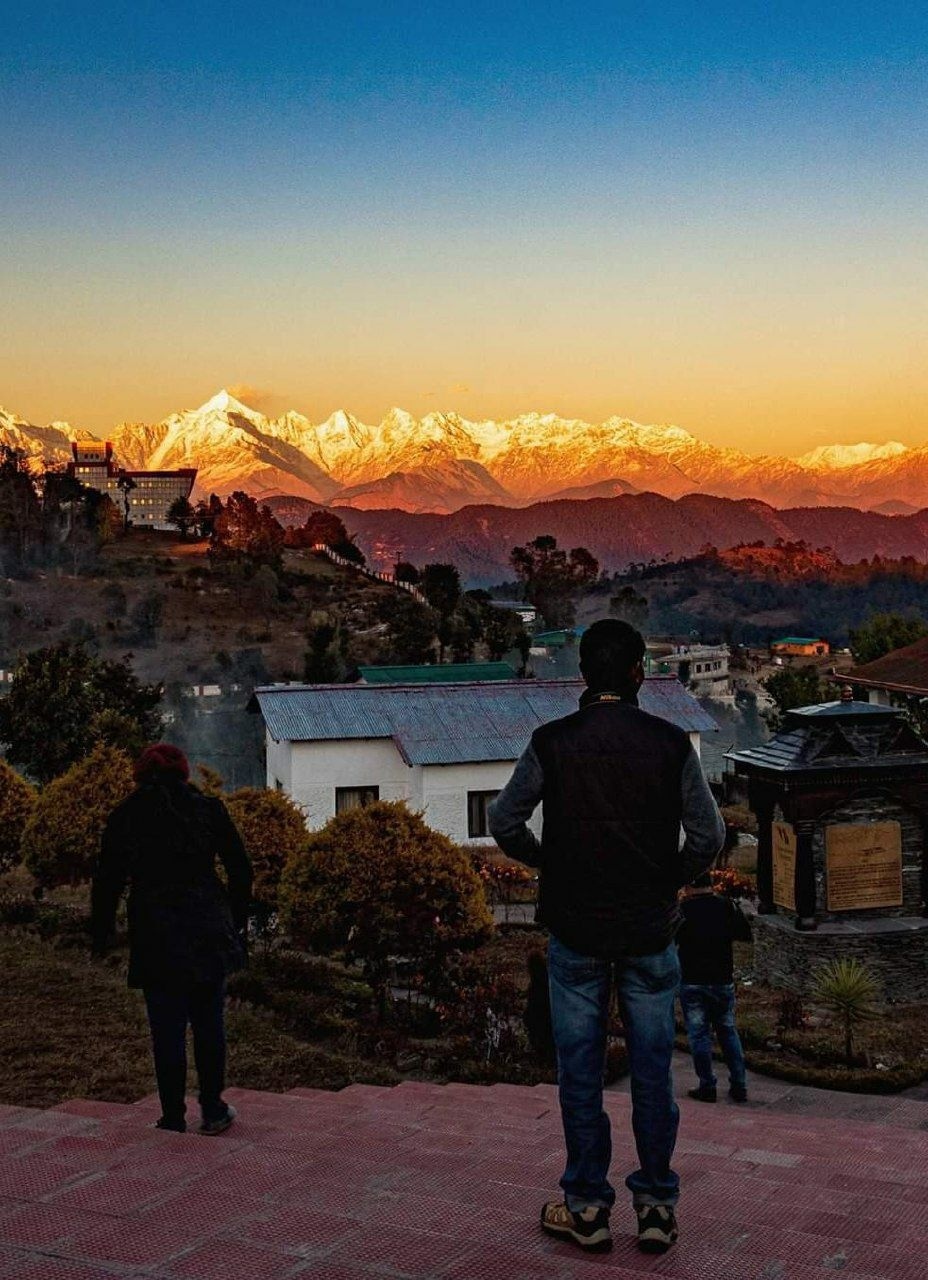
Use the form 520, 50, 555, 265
2, 3, 927, 455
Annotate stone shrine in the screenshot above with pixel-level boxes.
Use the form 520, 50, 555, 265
727, 690, 928, 999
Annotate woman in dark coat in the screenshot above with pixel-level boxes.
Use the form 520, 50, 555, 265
91, 744, 253, 1135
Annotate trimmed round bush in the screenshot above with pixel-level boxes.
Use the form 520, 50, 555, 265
279, 800, 494, 994
226, 786, 309, 907
21, 744, 134, 889
0, 760, 36, 873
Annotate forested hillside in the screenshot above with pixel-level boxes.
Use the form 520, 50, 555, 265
591, 543, 928, 645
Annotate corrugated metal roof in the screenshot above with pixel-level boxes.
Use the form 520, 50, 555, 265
357, 662, 517, 684
254, 677, 717, 767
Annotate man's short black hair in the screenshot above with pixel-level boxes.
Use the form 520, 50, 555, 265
579, 619, 646, 694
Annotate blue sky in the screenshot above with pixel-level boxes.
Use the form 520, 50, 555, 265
2, 2, 927, 449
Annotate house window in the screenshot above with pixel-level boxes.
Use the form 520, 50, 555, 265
467, 790, 499, 839
335, 786, 379, 814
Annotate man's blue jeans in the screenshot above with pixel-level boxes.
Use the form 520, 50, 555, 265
547, 935, 680, 1212
679, 983, 746, 1091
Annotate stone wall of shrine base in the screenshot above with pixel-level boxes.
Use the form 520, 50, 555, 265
752, 911, 928, 1002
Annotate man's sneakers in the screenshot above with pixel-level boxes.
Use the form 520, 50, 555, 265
198, 1104, 236, 1136
540, 1199, 678, 1255
729, 1084, 748, 1103
688, 1084, 717, 1103
636, 1204, 679, 1254
540, 1201, 612, 1251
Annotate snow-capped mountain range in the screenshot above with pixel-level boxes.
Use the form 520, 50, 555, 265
2, 389, 927, 515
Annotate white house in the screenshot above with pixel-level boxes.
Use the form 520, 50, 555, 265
647, 644, 731, 697
253, 677, 718, 846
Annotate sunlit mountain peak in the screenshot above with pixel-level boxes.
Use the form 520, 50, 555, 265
794, 441, 909, 471
195, 389, 259, 418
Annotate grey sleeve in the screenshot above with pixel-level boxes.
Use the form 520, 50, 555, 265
679, 744, 726, 885
488, 743, 544, 867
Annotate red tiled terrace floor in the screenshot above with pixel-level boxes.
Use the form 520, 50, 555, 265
0, 1079, 926, 1279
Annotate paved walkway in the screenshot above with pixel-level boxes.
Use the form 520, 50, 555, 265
1, 1078, 927, 1279
614, 1048, 928, 1123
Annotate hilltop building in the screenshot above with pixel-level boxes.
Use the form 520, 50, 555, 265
253, 676, 717, 844
69, 440, 196, 531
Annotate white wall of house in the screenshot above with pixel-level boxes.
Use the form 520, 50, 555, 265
420, 760, 527, 846
272, 737, 416, 830
265, 733, 546, 845
265, 734, 293, 797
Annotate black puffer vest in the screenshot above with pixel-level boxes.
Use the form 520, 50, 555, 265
533, 691, 690, 957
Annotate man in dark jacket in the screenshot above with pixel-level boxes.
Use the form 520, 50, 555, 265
489, 620, 724, 1255
91, 744, 252, 1136
677, 873, 752, 1103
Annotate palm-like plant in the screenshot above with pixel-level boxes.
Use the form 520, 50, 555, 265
811, 957, 879, 1065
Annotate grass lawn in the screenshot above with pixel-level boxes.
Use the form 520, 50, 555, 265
0, 930, 152, 1107
0, 867, 555, 1110
0, 929, 399, 1110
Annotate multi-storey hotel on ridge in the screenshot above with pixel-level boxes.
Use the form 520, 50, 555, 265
68, 440, 197, 530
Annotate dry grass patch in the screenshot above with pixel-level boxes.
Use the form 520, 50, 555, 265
0, 928, 399, 1109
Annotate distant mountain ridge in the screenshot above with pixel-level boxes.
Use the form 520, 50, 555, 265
3, 389, 928, 515
307, 492, 928, 585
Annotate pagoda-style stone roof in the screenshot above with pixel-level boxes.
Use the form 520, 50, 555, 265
727, 698, 928, 775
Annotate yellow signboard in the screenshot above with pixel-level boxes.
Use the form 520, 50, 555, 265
772, 821, 797, 911
825, 822, 903, 912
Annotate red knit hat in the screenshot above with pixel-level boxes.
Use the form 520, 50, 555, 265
134, 743, 190, 785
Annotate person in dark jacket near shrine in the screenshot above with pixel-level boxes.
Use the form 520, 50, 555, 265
489, 619, 725, 1256
677, 873, 753, 1103
91, 744, 252, 1136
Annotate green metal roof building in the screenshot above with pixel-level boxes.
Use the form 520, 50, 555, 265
531, 628, 584, 649
355, 661, 518, 685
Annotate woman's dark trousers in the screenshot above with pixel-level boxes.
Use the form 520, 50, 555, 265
143, 980, 227, 1127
